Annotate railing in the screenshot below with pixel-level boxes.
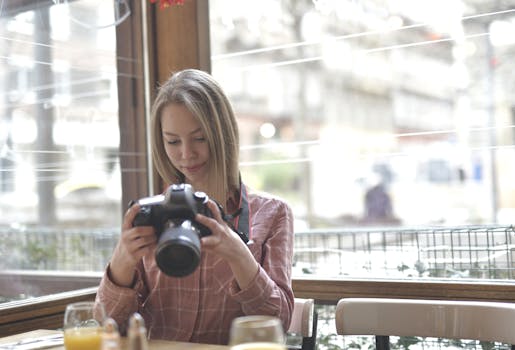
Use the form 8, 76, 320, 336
0, 227, 117, 273
1, 224, 514, 292
293, 225, 515, 280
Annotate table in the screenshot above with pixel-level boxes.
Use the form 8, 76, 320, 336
0, 329, 229, 350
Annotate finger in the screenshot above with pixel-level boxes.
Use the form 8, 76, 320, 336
133, 240, 156, 255
200, 235, 218, 248
206, 200, 223, 221
142, 237, 157, 248
125, 226, 155, 243
120, 227, 153, 252
128, 244, 151, 260
127, 234, 156, 257
134, 229, 157, 245
122, 204, 141, 230
195, 213, 217, 231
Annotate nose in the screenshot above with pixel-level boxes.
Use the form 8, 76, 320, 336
181, 141, 196, 159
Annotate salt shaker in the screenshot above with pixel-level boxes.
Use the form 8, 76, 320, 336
128, 313, 148, 350
101, 318, 121, 350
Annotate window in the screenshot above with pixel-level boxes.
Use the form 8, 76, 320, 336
0, 0, 130, 302
2, 0, 515, 307
208, 0, 515, 279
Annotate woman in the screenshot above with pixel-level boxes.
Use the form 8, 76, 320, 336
96, 69, 294, 345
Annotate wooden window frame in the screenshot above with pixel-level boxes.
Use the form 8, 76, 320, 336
143, 0, 211, 195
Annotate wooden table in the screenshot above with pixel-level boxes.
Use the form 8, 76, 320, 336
0, 329, 230, 350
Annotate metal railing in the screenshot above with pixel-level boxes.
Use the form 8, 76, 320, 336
293, 225, 515, 280
0, 227, 117, 272
1, 224, 514, 279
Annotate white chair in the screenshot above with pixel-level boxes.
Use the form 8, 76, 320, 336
287, 298, 318, 350
335, 298, 515, 350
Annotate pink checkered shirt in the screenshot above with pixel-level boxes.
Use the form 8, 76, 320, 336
96, 189, 294, 345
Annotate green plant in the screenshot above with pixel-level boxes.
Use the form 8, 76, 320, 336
391, 336, 420, 350
24, 239, 57, 269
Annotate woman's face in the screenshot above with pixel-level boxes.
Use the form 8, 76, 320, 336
160, 103, 210, 190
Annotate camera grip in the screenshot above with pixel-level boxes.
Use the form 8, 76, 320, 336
132, 207, 152, 227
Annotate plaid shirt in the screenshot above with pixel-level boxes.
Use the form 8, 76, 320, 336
96, 189, 294, 345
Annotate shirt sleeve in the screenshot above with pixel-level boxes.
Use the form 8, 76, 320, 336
95, 261, 147, 334
228, 198, 295, 332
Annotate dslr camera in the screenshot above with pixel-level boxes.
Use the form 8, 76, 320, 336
131, 183, 214, 277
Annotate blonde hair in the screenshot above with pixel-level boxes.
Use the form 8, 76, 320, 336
150, 69, 240, 204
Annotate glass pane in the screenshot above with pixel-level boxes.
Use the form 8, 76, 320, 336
209, 1, 515, 280
0, 0, 126, 302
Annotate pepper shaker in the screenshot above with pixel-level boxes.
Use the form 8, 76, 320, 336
128, 313, 148, 350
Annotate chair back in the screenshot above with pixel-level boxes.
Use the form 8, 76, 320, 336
335, 298, 515, 349
287, 298, 318, 350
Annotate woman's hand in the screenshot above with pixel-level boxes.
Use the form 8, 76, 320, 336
109, 204, 157, 287
196, 200, 259, 289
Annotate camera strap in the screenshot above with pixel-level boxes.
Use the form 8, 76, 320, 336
234, 183, 251, 242
221, 182, 251, 243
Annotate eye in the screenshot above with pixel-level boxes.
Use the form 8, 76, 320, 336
166, 139, 180, 145
195, 136, 206, 142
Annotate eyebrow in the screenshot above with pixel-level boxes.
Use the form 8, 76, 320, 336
163, 128, 203, 137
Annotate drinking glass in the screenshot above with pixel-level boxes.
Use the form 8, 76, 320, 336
229, 315, 286, 350
63, 301, 106, 350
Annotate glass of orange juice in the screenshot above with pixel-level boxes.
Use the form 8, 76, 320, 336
63, 302, 106, 350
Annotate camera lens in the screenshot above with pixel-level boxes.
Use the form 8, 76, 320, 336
154, 220, 201, 277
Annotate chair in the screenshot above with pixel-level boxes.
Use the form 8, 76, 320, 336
287, 298, 318, 350
335, 298, 515, 350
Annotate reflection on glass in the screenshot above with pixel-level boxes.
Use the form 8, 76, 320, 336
0, 1, 122, 302
209, 1, 515, 280
229, 315, 286, 350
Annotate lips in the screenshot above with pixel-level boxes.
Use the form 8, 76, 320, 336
182, 163, 204, 173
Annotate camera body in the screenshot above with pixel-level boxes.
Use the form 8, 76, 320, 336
131, 183, 213, 277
